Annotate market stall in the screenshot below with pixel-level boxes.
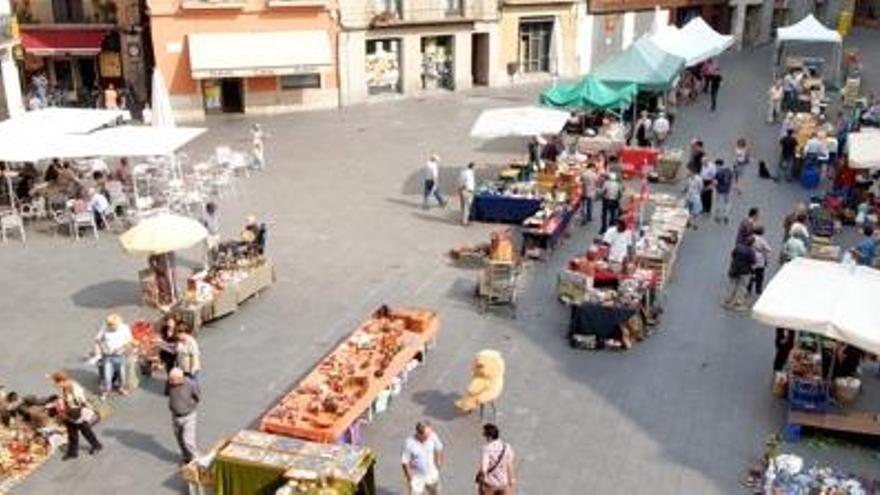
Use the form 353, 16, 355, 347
539, 75, 636, 111
562, 194, 688, 350
775, 14, 843, 85
199, 430, 375, 495
593, 36, 686, 92
752, 258, 880, 439
469, 106, 570, 140
650, 17, 734, 67
260, 307, 439, 443
847, 129, 880, 170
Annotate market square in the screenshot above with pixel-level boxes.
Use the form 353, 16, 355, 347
2, 3, 880, 495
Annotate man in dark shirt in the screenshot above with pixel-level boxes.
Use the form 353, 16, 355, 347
688, 139, 705, 174
168, 368, 200, 464
723, 236, 756, 310
779, 129, 798, 181
736, 207, 760, 246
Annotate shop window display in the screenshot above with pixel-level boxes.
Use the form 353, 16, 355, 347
366, 38, 402, 95
421, 36, 454, 90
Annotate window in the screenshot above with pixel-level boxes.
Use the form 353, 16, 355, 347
280, 73, 321, 90
519, 19, 553, 73
52, 0, 85, 22
446, 0, 462, 14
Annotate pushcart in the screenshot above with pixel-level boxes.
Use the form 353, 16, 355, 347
476, 261, 519, 317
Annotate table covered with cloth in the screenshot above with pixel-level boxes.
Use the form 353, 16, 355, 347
569, 302, 636, 343
521, 207, 576, 254
212, 430, 375, 495
471, 194, 542, 224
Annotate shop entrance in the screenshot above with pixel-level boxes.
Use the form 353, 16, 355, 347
421, 36, 454, 90
742, 5, 763, 48
471, 33, 489, 86
221, 78, 244, 113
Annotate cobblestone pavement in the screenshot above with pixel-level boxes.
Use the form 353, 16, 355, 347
5, 29, 880, 495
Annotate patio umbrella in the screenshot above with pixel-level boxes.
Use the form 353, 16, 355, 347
119, 213, 207, 255
151, 69, 175, 128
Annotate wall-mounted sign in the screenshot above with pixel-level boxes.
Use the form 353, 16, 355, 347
191, 64, 328, 79
589, 0, 725, 14
99, 51, 123, 78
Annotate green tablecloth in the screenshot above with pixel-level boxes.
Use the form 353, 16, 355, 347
213, 456, 375, 495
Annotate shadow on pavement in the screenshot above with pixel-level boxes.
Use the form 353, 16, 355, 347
71, 279, 140, 309
411, 211, 461, 227
411, 390, 462, 422
102, 428, 179, 463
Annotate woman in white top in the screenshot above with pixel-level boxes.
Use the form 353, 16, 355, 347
733, 138, 749, 195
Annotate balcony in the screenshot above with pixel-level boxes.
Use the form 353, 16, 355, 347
364, 1, 498, 28
180, 0, 247, 10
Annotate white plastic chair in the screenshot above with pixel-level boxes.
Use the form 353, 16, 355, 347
0, 211, 26, 243
72, 211, 98, 240
19, 196, 47, 222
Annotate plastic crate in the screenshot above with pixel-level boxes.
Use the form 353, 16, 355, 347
788, 378, 831, 412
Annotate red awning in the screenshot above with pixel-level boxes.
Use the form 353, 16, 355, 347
20, 29, 108, 56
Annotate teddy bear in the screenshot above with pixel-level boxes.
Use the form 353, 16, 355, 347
455, 350, 505, 413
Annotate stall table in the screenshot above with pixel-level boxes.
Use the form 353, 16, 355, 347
787, 410, 880, 439
211, 430, 375, 495
261, 309, 439, 443
619, 147, 660, 178
471, 194, 542, 224
521, 207, 576, 257
568, 302, 638, 349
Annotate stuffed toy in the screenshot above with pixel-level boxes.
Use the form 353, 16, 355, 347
455, 350, 505, 412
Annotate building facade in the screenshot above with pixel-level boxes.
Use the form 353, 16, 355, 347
337, 0, 501, 105
150, 0, 339, 121
11, 0, 148, 108
577, 2, 658, 73
498, 0, 579, 82
0, 0, 23, 118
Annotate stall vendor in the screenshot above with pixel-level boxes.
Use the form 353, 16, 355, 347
773, 328, 795, 372
241, 215, 267, 255
149, 253, 176, 306
602, 220, 633, 273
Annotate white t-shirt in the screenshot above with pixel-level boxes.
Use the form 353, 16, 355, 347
459, 168, 475, 191
88, 192, 110, 214
425, 160, 439, 182
402, 432, 443, 478
603, 227, 632, 263
96, 323, 132, 355
653, 117, 670, 136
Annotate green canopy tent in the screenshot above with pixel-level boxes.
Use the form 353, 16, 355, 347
593, 36, 686, 92
539, 75, 637, 110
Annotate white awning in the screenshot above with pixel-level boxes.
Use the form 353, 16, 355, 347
188, 31, 332, 79
847, 130, 880, 169
470, 107, 571, 139
752, 258, 880, 355
0, 108, 128, 136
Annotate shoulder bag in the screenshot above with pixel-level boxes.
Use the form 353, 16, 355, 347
475, 443, 508, 489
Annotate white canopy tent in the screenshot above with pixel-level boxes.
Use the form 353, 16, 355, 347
847, 130, 880, 169
752, 257, 880, 355
775, 14, 843, 84
0, 107, 128, 136
651, 17, 733, 67
470, 106, 570, 139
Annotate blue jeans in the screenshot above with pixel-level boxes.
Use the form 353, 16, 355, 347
422, 179, 444, 208
779, 155, 794, 181
102, 354, 125, 393
601, 199, 619, 233
581, 197, 593, 223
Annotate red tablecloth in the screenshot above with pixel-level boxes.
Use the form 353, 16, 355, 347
619, 147, 661, 178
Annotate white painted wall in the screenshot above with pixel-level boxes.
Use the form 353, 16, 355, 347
622, 12, 635, 49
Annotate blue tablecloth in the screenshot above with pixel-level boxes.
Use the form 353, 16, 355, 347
471, 194, 542, 224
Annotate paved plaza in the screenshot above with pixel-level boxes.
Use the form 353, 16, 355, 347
4, 30, 880, 495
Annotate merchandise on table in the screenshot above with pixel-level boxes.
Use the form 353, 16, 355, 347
763, 453, 876, 495
261, 307, 438, 443
0, 389, 65, 493
208, 430, 374, 495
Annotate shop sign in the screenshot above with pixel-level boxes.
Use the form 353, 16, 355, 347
589, 0, 725, 14
193, 64, 326, 79
99, 51, 123, 78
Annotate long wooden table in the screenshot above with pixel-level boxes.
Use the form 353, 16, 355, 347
261, 309, 439, 443
789, 410, 880, 437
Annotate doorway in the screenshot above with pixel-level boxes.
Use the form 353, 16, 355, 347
471, 33, 489, 86
220, 78, 244, 113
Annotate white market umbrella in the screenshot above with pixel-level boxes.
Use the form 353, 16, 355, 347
470, 106, 570, 139
119, 213, 207, 255
847, 130, 880, 169
151, 69, 175, 128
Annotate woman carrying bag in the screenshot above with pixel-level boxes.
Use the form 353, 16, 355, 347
476, 423, 516, 495
51, 372, 103, 460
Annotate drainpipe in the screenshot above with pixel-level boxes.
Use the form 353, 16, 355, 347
332, 5, 343, 109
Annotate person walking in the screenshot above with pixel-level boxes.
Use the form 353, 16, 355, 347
713, 159, 734, 224
852, 225, 878, 266
683, 170, 703, 230
748, 225, 771, 296
476, 423, 516, 495
580, 163, 599, 225
401, 421, 443, 495
458, 162, 476, 226
708, 68, 722, 112
700, 157, 717, 217
600, 172, 622, 233
95, 314, 133, 400
768, 79, 784, 123
687, 139, 705, 175
723, 236, 756, 311
167, 368, 200, 465
778, 129, 798, 182
736, 207, 760, 246
733, 138, 750, 194
175, 327, 201, 382
652, 111, 671, 147
51, 372, 102, 460
251, 124, 266, 170
423, 154, 446, 209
